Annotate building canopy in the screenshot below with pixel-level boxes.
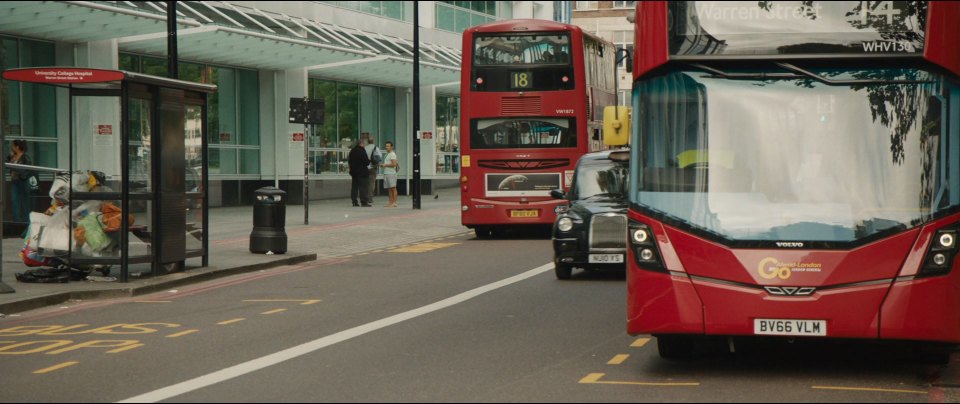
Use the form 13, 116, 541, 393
0, 1, 461, 88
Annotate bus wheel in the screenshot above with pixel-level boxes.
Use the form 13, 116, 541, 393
474, 227, 492, 239
656, 335, 695, 361
555, 264, 573, 280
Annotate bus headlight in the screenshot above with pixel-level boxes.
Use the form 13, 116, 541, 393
632, 229, 649, 244
557, 217, 574, 232
921, 226, 959, 277
629, 220, 665, 272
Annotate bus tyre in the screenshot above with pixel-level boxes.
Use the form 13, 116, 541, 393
474, 227, 492, 239
555, 263, 573, 280
656, 335, 695, 361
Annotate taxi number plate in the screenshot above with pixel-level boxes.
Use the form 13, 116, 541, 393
510, 210, 539, 218
754, 319, 827, 337
589, 254, 624, 264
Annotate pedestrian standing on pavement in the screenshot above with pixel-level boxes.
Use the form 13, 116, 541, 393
364, 134, 382, 206
381, 141, 399, 208
348, 139, 371, 207
7, 140, 32, 225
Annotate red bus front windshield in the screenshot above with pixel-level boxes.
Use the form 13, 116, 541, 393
631, 67, 958, 247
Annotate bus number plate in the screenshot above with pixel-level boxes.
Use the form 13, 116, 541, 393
754, 319, 826, 337
511, 71, 533, 89
510, 210, 539, 218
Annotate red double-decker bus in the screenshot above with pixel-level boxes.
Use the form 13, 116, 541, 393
459, 19, 616, 238
620, 1, 960, 359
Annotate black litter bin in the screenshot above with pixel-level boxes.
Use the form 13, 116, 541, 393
250, 187, 287, 254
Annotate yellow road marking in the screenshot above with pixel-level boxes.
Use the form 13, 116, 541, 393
107, 344, 145, 354
218, 318, 246, 325
243, 299, 321, 305
631, 338, 651, 348
391, 242, 460, 253
135, 301, 172, 304
262, 309, 287, 315
812, 386, 927, 395
607, 354, 630, 365
166, 330, 199, 338
358, 253, 369, 256
34, 361, 79, 374
579, 373, 699, 387
373, 250, 384, 253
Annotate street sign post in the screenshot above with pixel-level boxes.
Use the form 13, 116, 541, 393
289, 98, 324, 224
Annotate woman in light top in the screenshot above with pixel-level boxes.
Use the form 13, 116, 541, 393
381, 141, 399, 207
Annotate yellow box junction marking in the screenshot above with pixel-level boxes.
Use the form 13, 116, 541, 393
218, 318, 246, 326
243, 299, 321, 306
166, 330, 199, 338
607, 354, 630, 365
390, 242, 460, 253
579, 373, 699, 387
262, 309, 287, 315
812, 386, 927, 395
34, 361, 79, 374
631, 338, 651, 348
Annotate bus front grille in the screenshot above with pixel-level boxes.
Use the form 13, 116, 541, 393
589, 214, 627, 250
501, 96, 542, 115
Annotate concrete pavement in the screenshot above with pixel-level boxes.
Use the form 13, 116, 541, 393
0, 186, 466, 315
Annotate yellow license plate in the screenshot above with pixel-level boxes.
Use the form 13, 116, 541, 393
510, 210, 539, 218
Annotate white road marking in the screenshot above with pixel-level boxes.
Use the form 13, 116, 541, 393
118, 263, 553, 403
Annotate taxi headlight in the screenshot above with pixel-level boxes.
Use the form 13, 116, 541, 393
557, 217, 574, 232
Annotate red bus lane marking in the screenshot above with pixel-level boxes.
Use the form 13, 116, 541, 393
0, 258, 347, 326
212, 211, 431, 246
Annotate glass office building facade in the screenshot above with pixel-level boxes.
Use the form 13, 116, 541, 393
0, 1, 555, 210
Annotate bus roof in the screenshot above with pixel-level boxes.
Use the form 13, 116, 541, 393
633, 1, 960, 78
465, 19, 582, 35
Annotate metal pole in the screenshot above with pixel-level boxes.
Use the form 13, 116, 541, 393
167, 1, 178, 79
303, 106, 309, 225
412, 2, 421, 209
0, 90, 12, 294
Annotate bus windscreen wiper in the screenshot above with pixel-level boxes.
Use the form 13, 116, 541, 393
691, 62, 933, 86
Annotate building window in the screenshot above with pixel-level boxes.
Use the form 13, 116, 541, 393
613, 1, 636, 9
120, 53, 261, 177
575, 1, 598, 11
307, 79, 396, 176
435, 96, 460, 175
1, 36, 58, 170
436, 1, 497, 33
614, 31, 634, 69
319, 1, 414, 22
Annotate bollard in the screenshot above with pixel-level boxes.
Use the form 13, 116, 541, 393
250, 187, 287, 254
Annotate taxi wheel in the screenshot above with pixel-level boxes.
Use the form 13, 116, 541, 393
554, 263, 573, 280
657, 335, 695, 361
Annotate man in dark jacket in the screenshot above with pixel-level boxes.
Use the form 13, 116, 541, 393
348, 139, 371, 207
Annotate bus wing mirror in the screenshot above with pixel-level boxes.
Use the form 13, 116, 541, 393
550, 189, 567, 200
603, 106, 631, 146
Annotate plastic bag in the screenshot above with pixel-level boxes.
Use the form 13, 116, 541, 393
37, 208, 72, 252
100, 202, 133, 232
79, 214, 110, 252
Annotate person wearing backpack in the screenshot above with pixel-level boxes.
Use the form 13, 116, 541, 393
364, 134, 382, 206
6, 140, 34, 226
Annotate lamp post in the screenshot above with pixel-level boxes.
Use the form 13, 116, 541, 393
167, 1, 178, 79
411, 2, 421, 210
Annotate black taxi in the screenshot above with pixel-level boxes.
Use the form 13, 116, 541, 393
551, 150, 630, 279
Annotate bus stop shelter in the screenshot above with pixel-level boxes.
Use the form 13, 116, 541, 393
1, 67, 216, 282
